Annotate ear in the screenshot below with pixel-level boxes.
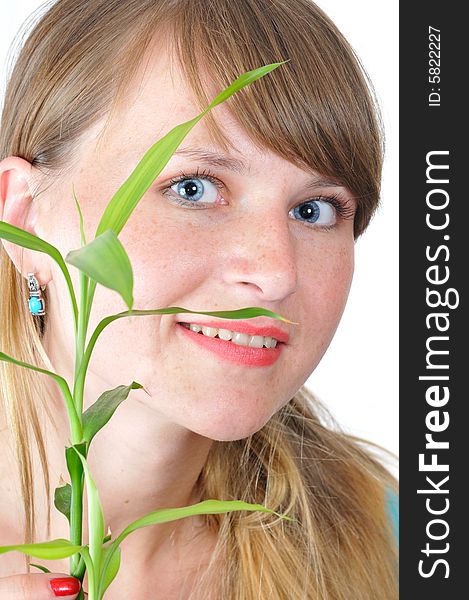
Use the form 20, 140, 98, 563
0, 156, 52, 286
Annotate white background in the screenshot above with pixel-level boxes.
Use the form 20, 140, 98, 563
0, 1, 398, 464
306, 1, 399, 467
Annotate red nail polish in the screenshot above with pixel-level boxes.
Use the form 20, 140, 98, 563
49, 577, 81, 597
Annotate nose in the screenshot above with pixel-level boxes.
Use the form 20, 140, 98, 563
220, 207, 298, 303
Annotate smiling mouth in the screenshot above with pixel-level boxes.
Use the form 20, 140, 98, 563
177, 322, 282, 349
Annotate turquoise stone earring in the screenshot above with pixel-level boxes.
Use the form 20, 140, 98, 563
27, 273, 46, 316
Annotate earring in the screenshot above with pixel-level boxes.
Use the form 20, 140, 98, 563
27, 272, 46, 316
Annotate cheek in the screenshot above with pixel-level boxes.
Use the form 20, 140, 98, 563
322, 243, 354, 309
121, 220, 212, 307
302, 241, 354, 351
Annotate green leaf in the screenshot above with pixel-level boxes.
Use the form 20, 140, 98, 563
131, 305, 299, 324
78, 546, 97, 599
71, 446, 105, 572
75, 306, 299, 396
0, 350, 64, 380
65, 443, 87, 484
0, 220, 78, 326
54, 483, 72, 523
76, 589, 86, 600
72, 187, 87, 247
119, 499, 294, 540
99, 499, 295, 586
0, 539, 83, 560
0, 221, 59, 255
73, 554, 87, 582
0, 351, 83, 441
206, 61, 289, 111
82, 381, 145, 445
98, 545, 121, 598
94, 62, 288, 240
29, 563, 51, 573
65, 443, 86, 573
66, 229, 134, 310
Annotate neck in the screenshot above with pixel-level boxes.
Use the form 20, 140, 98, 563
42, 332, 215, 565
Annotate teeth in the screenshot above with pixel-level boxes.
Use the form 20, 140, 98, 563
181, 323, 278, 348
242, 334, 264, 349
201, 326, 218, 338
218, 328, 232, 341
231, 332, 251, 347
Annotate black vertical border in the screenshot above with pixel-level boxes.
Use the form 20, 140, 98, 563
400, 1, 466, 597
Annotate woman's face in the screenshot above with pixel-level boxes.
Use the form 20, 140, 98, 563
36, 41, 356, 441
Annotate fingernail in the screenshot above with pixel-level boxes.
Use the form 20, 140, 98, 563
49, 577, 81, 597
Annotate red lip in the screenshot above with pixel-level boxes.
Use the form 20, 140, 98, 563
175, 323, 284, 367
175, 319, 290, 344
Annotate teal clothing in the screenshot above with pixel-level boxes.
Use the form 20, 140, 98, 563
385, 487, 399, 548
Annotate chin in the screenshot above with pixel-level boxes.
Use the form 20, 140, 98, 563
190, 412, 273, 442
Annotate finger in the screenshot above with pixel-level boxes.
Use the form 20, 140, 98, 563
0, 573, 81, 599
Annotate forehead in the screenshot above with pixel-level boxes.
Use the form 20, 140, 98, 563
79, 36, 348, 195
171, 145, 347, 193
90, 39, 224, 155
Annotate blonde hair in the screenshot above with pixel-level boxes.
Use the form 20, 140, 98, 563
0, 0, 397, 597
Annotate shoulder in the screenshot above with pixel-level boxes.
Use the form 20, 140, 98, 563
384, 487, 399, 548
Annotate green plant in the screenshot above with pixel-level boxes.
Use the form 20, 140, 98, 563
0, 62, 298, 599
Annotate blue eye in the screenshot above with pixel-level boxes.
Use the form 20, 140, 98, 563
290, 199, 336, 227
166, 173, 220, 206
163, 168, 354, 228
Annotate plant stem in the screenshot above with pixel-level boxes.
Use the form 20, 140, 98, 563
74, 272, 89, 377
57, 379, 83, 442
69, 465, 84, 576
79, 546, 98, 600
73, 271, 90, 414
70, 272, 89, 575
73, 278, 96, 416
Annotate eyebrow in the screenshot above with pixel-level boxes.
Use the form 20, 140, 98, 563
172, 146, 347, 191
173, 147, 247, 174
